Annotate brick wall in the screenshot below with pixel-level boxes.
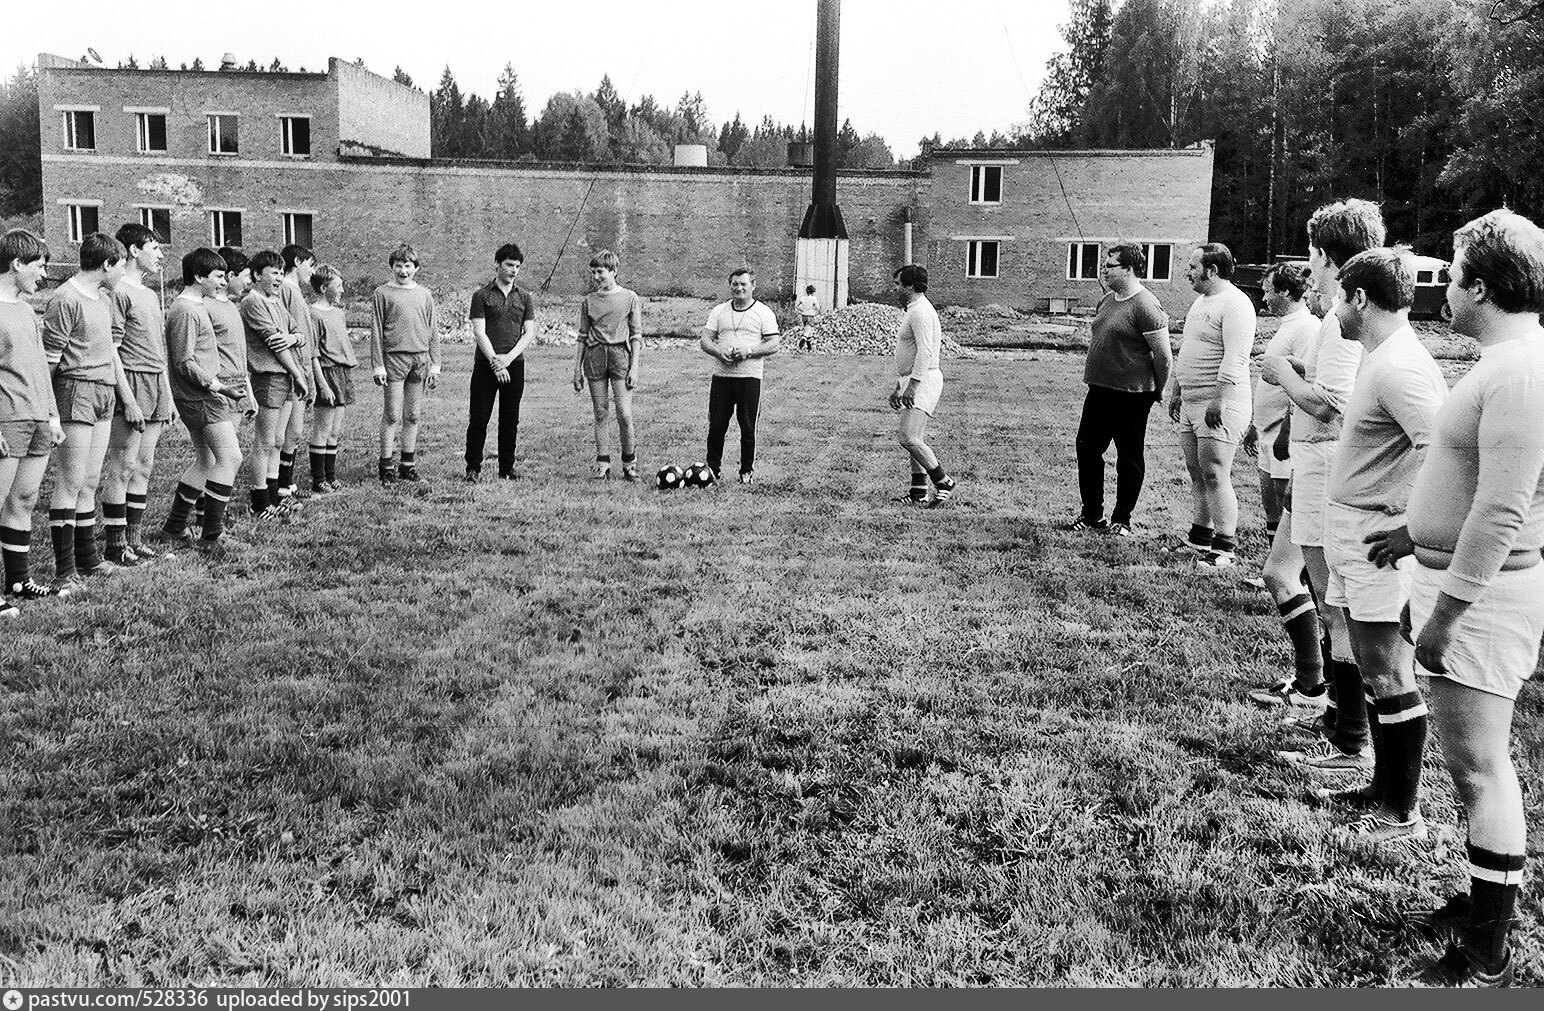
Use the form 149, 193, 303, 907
332, 58, 429, 159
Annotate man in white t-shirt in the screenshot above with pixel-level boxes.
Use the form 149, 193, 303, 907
699, 268, 781, 484
891, 264, 957, 507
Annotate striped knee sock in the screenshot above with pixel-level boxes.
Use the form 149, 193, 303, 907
125, 491, 148, 546
48, 509, 75, 580
102, 499, 128, 552
2, 525, 31, 589
74, 510, 102, 571
308, 444, 328, 490
1371, 688, 1428, 820
278, 450, 296, 490
1466, 844, 1524, 972
398, 450, 416, 476
1279, 593, 1323, 690
201, 481, 233, 541
162, 482, 203, 536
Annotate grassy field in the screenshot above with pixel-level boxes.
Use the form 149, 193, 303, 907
2, 343, 1541, 986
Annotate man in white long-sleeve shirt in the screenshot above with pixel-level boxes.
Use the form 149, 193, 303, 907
1367, 210, 1544, 987
889, 265, 957, 507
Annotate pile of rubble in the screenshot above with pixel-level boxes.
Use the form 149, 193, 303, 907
786, 302, 971, 358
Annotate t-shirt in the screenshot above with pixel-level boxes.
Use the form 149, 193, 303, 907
1174, 282, 1255, 404
0, 298, 56, 421
795, 294, 819, 317
580, 288, 643, 347
1252, 305, 1318, 439
895, 295, 943, 381
1408, 333, 1544, 602
205, 296, 249, 385
279, 280, 315, 371
1291, 307, 1363, 444
703, 299, 780, 380
370, 283, 440, 371
311, 304, 357, 368
42, 277, 117, 384
240, 289, 295, 375
165, 293, 220, 401
469, 280, 537, 356
1326, 325, 1447, 514
111, 277, 166, 374
1085, 286, 1169, 393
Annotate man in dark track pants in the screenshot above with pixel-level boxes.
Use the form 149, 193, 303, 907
699, 268, 780, 485
465, 243, 536, 482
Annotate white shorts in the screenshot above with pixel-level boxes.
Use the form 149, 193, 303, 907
1257, 421, 1291, 480
1288, 441, 1335, 548
899, 370, 943, 416
1175, 398, 1250, 443
1410, 561, 1544, 700
1325, 503, 1413, 623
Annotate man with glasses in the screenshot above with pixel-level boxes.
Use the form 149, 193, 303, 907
1066, 243, 1173, 536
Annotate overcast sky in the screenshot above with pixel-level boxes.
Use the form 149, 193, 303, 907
6, 0, 1070, 158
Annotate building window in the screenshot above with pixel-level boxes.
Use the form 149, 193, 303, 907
969, 165, 1002, 204
966, 240, 1000, 279
62, 110, 96, 151
135, 112, 168, 153
139, 207, 172, 244
1140, 243, 1174, 282
1067, 242, 1101, 280
282, 212, 313, 248
208, 114, 239, 155
65, 204, 100, 242
209, 210, 242, 247
280, 116, 311, 157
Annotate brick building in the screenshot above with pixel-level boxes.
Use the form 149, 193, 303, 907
37, 54, 1212, 317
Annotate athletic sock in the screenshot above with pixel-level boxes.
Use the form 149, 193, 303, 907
596, 454, 611, 463
48, 509, 75, 580
1278, 594, 1323, 690
1188, 524, 1214, 549
1465, 845, 1524, 972
926, 464, 948, 485
308, 445, 328, 490
1371, 688, 1428, 820
1211, 532, 1236, 555
102, 500, 128, 553
398, 450, 416, 477
1265, 520, 1279, 541
250, 487, 270, 515
621, 452, 636, 464
73, 511, 102, 571
162, 482, 202, 536
2, 525, 31, 588
201, 481, 232, 541
1363, 688, 1387, 803
909, 472, 929, 501
268, 477, 281, 506
191, 495, 206, 528
1318, 637, 1338, 733
277, 451, 295, 491
125, 491, 148, 547
1329, 659, 1369, 753
378, 457, 394, 481
324, 444, 339, 484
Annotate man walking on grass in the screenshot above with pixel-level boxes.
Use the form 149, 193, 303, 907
890, 264, 957, 508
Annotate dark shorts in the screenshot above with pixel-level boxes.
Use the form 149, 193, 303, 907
582, 343, 631, 382
0, 419, 55, 458
251, 372, 295, 410
116, 370, 175, 422
386, 351, 433, 384
322, 364, 357, 406
53, 375, 115, 424
174, 393, 239, 431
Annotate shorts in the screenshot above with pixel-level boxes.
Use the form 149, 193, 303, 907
1288, 441, 1335, 548
1256, 421, 1291, 479
53, 375, 115, 424
899, 369, 944, 416
322, 364, 356, 406
173, 393, 238, 431
1175, 398, 1249, 443
386, 351, 433, 384
1409, 561, 1544, 700
0, 419, 55, 458
1324, 503, 1413, 623
116, 370, 174, 423
582, 343, 631, 382
251, 372, 295, 410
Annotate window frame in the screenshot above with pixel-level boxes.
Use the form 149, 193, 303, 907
281, 211, 314, 248
60, 108, 97, 151
137, 206, 172, 244
1139, 243, 1174, 283
208, 208, 244, 247
1067, 241, 1102, 281
63, 201, 102, 243
132, 110, 169, 153
278, 115, 312, 157
207, 112, 240, 155
968, 164, 1003, 205
966, 239, 1001, 279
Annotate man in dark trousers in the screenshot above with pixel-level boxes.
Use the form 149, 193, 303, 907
1066, 242, 1173, 536
465, 243, 536, 481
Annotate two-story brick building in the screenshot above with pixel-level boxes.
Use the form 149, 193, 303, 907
37, 53, 1213, 318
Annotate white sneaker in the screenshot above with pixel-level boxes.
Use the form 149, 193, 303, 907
1196, 549, 1236, 570
1249, 680, 1331, 723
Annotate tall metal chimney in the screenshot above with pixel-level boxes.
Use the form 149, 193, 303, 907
796, 0, 848, 311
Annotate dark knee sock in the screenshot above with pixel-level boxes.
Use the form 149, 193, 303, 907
125, 491, 147, 545
308, 445, 328, 489
250, 487, 270, 514
2, 525, 31, 588
278, 450, 296, 490
201, 481, 233, 541
1329, 659, 1368, 753
162, 482, 202, 536
74, 511, 102, 570
325, 444, 339, 483
1279, 594, 1324, 691
1188, 523, 1213, 549
1465, 845, 1524, 972
927, 464, 949, 485
910, 472, 928, 501
1318, 637, 1338, 732
102, 500, 128, 552
1265, 520, 1279, 540
398, 450, 416, 476
1210, 532, 1236, 555
49, 510, 75, 579
1371, 689, 1428, 820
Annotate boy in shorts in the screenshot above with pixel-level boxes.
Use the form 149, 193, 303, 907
571, 249, 642, 480
159, 247, 248, 552
371, 243, 440, 485
42, 232, 130, 590
101, 222, 173, 565
241, 249, 311, 519
278, 244, 319, 501
310, 263, 356, 492
0, 229, 66, 609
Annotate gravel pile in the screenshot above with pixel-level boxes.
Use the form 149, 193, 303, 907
787, 302, 971, 358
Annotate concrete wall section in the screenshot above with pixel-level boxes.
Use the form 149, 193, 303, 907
332, 58, 429, 159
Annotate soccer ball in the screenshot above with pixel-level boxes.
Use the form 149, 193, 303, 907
656, 464, 685, 490
683, 462, 717, 488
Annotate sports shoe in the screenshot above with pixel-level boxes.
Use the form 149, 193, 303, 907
1064, 515, 1109, 532
380, 469, 398, 487
129, 537, 159, 560
594, 460, 612, 480
1108, 521, 1133, 537
927, 477, 957, 509
78, 559, 119, 578
104, 545, 141, 567
738, 472, 753, 486
1196, 549, 1237, 569
497, 469, 517, 481
1241, 575, 1268, 590
893, 491, 929, 505
191, 537, 244, 561
1415, 943, 1512, 988
1249, 679, 1330, 720
0, 599, 18, 618
1277, 739, 1374, 775
464, 467, 482, 484
152, 528, 195, 552
397, 467, 424, 484
1338, 810, 1427, 847
250, 505, 285, 526
52, 574, 86, 597
1402, 893, 1473, 947
8, 578, 56, 601
622, 463, 641, 482
326, 480, 344, 492
1312, 783, 1379, 810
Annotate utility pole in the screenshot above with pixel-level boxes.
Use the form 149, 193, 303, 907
796, 0, 848, 311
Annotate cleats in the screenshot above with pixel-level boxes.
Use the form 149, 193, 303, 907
8, 578, 56, 601
497, 470, 517, 481
594, 461, 612, 480
1414, 943, 1512, 988
1064, 515, 1109, 532
1196, 549, 1237, 570
129, 537, 159, 560
622, 463, 641, 482
1312, 784, 1379, 811
1338, 810, 1427, 848
0, 599, 17, 618
52, 575, 87, 597
104, 545, 141, 567
738, 472, 753, 486
464, 468, 482, 484
1108, 521, 1133, 537
1277, 740, 1374, 775
1248, 680, 1330, 723
927, 477, 957, 509
397, 467, 423, 484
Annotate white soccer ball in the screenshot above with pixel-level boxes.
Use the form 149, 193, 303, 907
657, 464, 685, 490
